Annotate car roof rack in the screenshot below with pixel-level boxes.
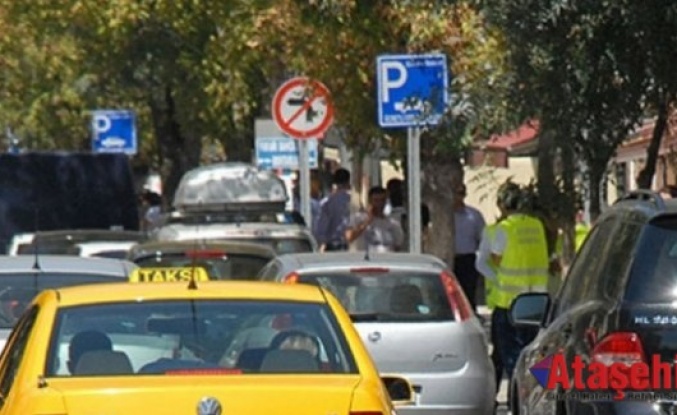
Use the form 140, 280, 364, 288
613, 190, 666, 210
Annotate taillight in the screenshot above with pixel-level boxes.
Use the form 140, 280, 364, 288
592, 332, 646, 366
440, 270, 473, 321
283, 272, 299, 283
184, 249, 227, 259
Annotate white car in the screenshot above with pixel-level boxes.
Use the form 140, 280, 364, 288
0, 255, 136, 351
258, 252, 496, 415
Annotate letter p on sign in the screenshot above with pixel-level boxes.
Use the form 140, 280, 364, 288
380, 61, 407, 103
93, 114, 111, 134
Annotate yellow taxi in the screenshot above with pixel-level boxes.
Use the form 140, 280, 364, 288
0, 280, 413, 414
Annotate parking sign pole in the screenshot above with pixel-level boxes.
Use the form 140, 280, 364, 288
408, 127, 422, 254
298, 139, 312, 227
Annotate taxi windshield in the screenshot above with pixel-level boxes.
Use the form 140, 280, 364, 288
46, 300, 357, 377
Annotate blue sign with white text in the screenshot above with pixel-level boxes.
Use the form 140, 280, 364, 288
377, 54, 449, 128
91, 110, 137, 155
255, 136, 318, 170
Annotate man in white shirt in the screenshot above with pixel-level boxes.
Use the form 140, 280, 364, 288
453, 183, 486, 312
345, 186, 404, 253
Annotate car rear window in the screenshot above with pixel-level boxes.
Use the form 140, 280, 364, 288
46, 300, 357, 377
298, 271, 454, 322
0, 273, 125, 329
228, 238, 313, 254
134, 254, 270, 281
625, 217, 677, 303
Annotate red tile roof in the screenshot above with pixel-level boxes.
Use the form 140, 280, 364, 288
484, 120, 539, 151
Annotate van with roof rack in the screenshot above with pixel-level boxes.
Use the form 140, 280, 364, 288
508, 190, 677, 414
152, 163, 317, 254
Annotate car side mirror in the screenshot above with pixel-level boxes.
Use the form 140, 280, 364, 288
381, 375, 414, 405
509, 293, 550, 327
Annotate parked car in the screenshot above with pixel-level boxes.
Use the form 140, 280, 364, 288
258, 251, 496, 415
127, 240, 277, 281
0, 255, 136, 352
152, 162, 318, 254
154, 222, 317, 254
509, 190, 677, 414
13, 229, 146, 257
0, 279, 413, 414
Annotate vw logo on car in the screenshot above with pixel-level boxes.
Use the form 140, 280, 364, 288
197, 397, 222, 415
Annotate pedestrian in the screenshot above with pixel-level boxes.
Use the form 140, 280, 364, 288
385, 178, 407, 250
314, 168, 351, 252
489, 181, 549, 393
140, 189, 163, 233
345, 186, 404, 253
452, 183, 485, 313
475, 207, 507, 409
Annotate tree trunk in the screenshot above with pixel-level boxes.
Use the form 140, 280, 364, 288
588, 164, 605, 222
559, 139, 576, 264
421, 154, 464, 269
536, 128, 559, 255
636, 95, 669, 189
149, 86, 202, 208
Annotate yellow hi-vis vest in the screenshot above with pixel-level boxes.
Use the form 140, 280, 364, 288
494, 214, 549, 309
484, 223, 500, 310
575, 223, 590, 252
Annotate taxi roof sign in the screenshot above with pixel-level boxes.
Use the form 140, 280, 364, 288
172, 162, 288, 212
129, 267, 210, 283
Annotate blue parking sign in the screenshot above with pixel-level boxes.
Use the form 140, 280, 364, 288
377, 54, 449, 128
91, 110, 137, 155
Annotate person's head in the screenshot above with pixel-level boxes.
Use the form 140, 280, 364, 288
497, 181, 522, 214
386, 178, 404, 207
332, 168, 351, 188
270, 329, 319, 358
310, 174, 322, 199
141, 190, 162, 207
368, 186, 388, 215
68, 330, 113, 374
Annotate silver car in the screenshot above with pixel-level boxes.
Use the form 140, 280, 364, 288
0, 255, 136, 351
258, 252, 496, 415
153, 222, 317, 254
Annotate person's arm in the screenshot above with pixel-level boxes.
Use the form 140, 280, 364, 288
490, 227, 507, 268
475, 230, 497, 282
345, 211, 373, 244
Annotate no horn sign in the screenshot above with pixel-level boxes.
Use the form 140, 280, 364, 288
272, 77, 334, 139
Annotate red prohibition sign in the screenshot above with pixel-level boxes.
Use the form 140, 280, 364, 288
272, 77, 334, 139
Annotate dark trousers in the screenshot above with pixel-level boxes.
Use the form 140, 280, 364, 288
454, 253, 479, 312
490, 309, 504, 390
492, 308, 538, 387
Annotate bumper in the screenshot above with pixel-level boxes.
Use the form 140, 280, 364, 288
393, 370, 494, 415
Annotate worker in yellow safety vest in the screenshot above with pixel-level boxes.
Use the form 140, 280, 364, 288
489, 181, 550, 387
